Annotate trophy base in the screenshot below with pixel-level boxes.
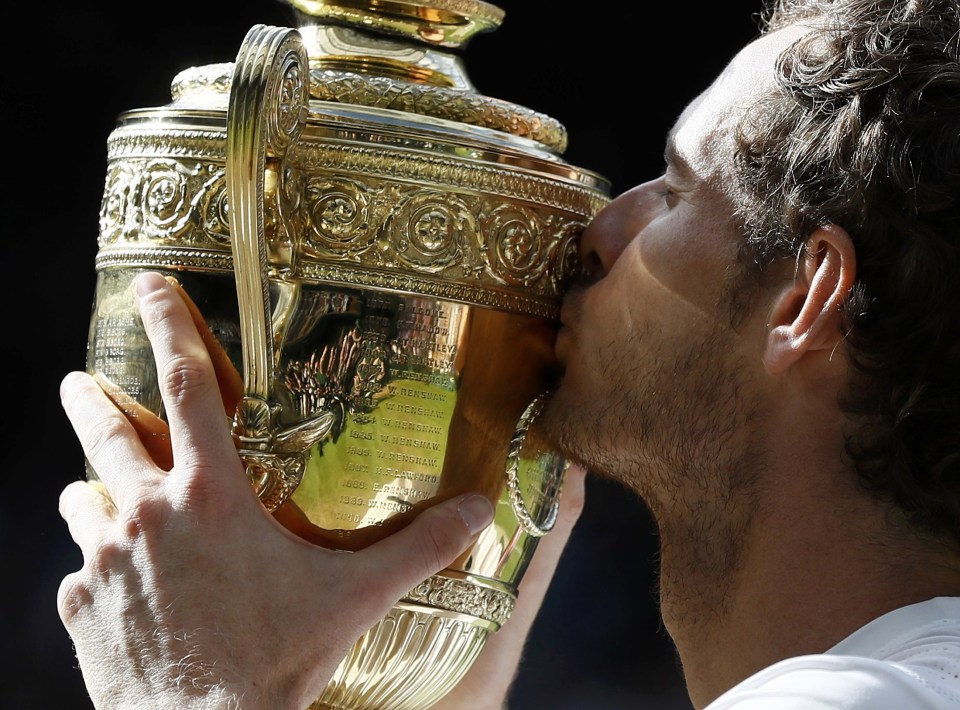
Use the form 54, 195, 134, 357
312, 600, 496, 709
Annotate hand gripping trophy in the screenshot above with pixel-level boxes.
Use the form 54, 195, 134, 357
85, 1, 610, 707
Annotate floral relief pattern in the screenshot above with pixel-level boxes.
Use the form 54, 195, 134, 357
97, 127, 606, 315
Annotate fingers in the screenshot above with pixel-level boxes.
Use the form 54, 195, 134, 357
168, 279, 244, 415
358, 493, 495, 603
134, 273, 237, 472
350, 468, 585, 612
60, 370, 159, 505
59, 480, 118, 559
57, 480, 118, 626
404, 466, 588, 709
93, 373, 174, 470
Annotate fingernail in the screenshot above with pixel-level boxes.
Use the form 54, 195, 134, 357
135, 272, 168, 298
457, 494, 494, 535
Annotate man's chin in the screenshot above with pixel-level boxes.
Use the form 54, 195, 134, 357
536, 386, 588, 463
535, 389, 624, 485
543, 358, 566, 392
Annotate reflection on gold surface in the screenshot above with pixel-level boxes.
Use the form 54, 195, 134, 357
85, 1, 610, 707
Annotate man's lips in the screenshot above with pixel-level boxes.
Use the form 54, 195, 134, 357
554, 312, 573, 364
555, 283, 587, 364
555, 292, 575, 348
554, 326, 570, 361
558, 292, 576, 329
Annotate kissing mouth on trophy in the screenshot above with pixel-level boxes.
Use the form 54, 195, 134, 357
85, 0, 610, 707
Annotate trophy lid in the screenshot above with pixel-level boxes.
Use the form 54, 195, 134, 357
286, 0, 505, 48
163, 0, 571, 155
98, 0, 610, 321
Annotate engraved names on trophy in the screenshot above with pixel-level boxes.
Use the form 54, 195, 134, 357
92, 313, 143, 398
86, 6, 614, 704
86, 271, 162, 417
290, 293, 464, 529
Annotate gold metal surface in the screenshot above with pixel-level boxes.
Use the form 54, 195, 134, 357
287, 0, 505, 48
85, 1, 610, 707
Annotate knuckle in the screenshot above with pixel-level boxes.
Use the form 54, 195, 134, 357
175, 458, 239, 505
118, 494, 166, 539
88, 537, 128, 574
419, 513, 459, 572
57, 572, 93, 625
83, 413, 131, 461
138, 283, 178, 325
63, 537, 133, 613
160, 353, 214, 406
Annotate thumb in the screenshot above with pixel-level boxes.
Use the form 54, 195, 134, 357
423, 465, 588, 709
357, 493, 494, 596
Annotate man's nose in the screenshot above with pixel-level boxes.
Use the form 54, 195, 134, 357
578, 180, 659, 280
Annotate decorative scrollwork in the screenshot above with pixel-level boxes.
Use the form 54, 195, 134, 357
480, 204, 549, 286
402, 575, 515, 626
308, 69, 567, 152
99, 159, 231, 248
549, 221, 587, 295
198, 170, 232, 246
99, 163, 138, 246
391, 192, 474, 271
99, 129, 606, 311
266, 47, 307, 155
303, 176, 381, 255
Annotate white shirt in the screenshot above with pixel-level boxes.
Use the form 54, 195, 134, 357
704, 597, 960, 709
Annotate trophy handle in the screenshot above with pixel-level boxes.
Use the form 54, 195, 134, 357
226, 24, 336, 510
503, 393, 568, 537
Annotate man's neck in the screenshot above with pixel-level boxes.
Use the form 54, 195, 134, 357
656, 454, 960, 709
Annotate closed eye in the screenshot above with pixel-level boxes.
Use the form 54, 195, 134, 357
656, 180, 680, 206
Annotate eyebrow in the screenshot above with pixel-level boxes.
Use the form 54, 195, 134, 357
663, 133, 695, 180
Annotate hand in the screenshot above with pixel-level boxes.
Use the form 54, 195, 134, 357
430, 464, 587, 710
57, 271, 494, 710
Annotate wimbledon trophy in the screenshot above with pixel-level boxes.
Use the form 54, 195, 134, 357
85, 1, 610, 707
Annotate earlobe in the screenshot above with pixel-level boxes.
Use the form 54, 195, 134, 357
763, 225, 856, 376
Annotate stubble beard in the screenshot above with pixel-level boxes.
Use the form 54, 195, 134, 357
538, 308, 764, 631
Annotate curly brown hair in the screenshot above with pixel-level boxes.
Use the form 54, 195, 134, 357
731, 0, 960, 543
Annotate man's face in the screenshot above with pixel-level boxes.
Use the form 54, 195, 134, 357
542, 27, 809, 515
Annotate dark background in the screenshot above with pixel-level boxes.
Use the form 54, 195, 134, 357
4, 1, 761, 707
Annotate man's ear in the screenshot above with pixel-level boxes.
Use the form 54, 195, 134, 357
763, 224, 856, 376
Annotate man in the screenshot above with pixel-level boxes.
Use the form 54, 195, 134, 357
57, 0, 960, 707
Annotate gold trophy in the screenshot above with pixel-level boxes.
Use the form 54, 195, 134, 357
85, 1, 610, 707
